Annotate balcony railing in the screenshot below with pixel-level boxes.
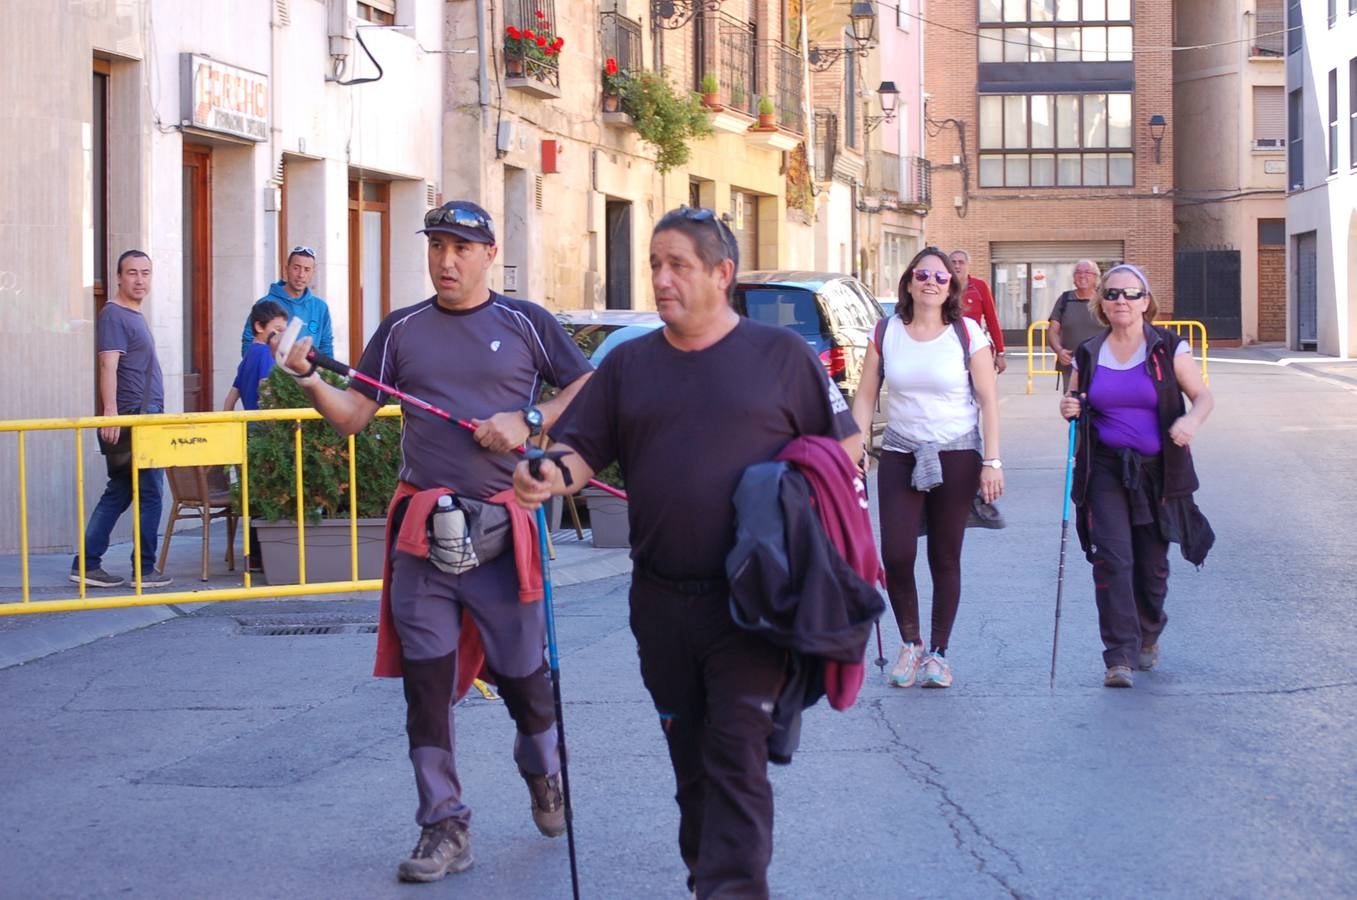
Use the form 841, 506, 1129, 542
814, 111, 838, 181
1252, 1, 1284, 57
601, 10, 643, 74
772, 41, 804, 134
870, 149, 901, 194
504, 0, 561, 92
717, 15, 757, 117
904, 156, 932, 208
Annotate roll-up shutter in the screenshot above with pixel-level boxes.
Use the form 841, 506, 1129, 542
1252, 85, 1285, 145
990, 240, 1125, 262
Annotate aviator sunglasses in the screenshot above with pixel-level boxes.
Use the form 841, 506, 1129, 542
423, 205, 496, 238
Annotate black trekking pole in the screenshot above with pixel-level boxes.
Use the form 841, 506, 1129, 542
303, 348, 627, 500
1050, 407, 1080, 689
527, 449, 581, 900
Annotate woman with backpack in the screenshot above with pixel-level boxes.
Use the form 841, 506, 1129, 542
1059, 263, 1214, 688
851, 247, 1004, 689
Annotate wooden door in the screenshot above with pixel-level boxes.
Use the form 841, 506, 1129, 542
182, 146, 213, 412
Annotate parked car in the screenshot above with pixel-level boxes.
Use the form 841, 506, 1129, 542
734, 271, 886, 442
555, 309, 663, 365
878, 298, 898, 320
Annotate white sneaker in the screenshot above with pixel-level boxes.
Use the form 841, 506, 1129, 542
918, 653, 953, 689
888, 643, 924, 688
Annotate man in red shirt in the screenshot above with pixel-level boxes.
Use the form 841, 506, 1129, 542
949, 249, 1007, 374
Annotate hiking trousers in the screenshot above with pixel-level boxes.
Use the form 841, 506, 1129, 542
630, 566, 786, 900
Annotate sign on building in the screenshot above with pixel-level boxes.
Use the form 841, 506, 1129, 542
181, 54, 269, 142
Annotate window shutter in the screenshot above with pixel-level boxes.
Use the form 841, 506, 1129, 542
1253, 85, 1285, 146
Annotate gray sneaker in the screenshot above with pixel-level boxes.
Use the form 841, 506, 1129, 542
1104, 666, 1135, 688
396, 818, 473, 883
68, 568, 125, 588
523, 770, 566, 837
136, 570, 173, 588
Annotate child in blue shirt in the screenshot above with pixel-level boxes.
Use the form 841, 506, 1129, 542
224, 300, 288, 410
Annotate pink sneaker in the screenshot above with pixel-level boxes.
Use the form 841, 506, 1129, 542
888, 643, 924, 687
918, 653, 953, 688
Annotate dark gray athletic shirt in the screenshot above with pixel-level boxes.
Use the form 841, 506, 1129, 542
353, 293, 590, 494
97, 302, 164, 413
1049, 290, 1104, 372
552, 318, 859, 581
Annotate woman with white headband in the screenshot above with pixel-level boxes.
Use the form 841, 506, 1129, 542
1058, 263, 1215, 688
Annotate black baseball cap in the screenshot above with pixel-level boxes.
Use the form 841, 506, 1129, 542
419, 200, 496, 244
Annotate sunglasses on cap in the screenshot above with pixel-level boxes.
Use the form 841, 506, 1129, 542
913, 268, 952, 285
423, 205, 494, 234
290, 245, 316, 259
1102, 287, 1146, 301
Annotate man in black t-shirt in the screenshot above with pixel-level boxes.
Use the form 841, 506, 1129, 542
514, 207, 860, 898
277, 201, 592, 884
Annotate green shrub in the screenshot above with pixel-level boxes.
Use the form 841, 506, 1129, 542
618, 69, 714, 173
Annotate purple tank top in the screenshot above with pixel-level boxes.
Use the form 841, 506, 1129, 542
1089, 364, 1160, 454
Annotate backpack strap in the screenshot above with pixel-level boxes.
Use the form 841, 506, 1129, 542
874, 317, 889, 381
952, 318, 976, 396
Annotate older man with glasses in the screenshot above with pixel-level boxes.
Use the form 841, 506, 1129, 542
240, 244, 334, 359
1046, 259, 1104, 392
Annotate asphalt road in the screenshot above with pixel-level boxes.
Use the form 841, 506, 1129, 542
2, 357, 1355, 899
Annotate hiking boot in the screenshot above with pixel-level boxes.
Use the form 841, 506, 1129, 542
68, 568, 125, 588
888, 643, 924, 688
135, 569, 173, 588
918, 653, 953, 689
1104, 666, 1135, 688
523, 770, 566, 837
1138, 643, 1160, 671
397, 818, 473, 883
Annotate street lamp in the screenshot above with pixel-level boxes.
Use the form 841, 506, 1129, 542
650, 0, 723, 31
807, 0, 878, 72
1148, 114, 1167, 164
863, 81, 900, 133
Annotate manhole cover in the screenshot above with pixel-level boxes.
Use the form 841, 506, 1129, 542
234, 614, 378, 636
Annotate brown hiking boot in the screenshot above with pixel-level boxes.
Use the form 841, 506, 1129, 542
523, 770, 566, 837
396, 818, 473, 883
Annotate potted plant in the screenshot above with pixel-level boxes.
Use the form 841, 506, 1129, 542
243, 368, 401, 584
756, 95, 776, 129
581, 462, 629, 548
602, 57, 628, 112
699, 71, 720, 109
615, 68, 713, 172
505, 10, 565, 77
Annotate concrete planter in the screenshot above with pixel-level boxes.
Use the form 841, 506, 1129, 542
250, 518, 387, 585
582, 490, 629, 549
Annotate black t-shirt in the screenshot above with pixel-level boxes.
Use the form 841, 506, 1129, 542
553, 318, 858, 580
352, 293, 590, 493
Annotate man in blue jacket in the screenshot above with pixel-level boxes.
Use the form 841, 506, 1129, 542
241, 245, 333, 358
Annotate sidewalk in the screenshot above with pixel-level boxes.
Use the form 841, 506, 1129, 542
1206, 344, 1357, 388
0, 520, 632, 669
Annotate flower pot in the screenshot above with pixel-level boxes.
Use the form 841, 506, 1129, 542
758, 112, 776, 129
702, 92, 722, 110
582, 490, 629, 549
250, 517, 388, 585
603, 92, 622, 112
506, 56, 525, 77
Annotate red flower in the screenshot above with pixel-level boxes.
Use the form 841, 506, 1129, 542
535, 8, 546, 18
544, 47, 555, 56
605, 57, 618, 75
506, 25, 521, 39
553, 36, 564, 49
524, 29, 535, 40
536, 35, 548, 47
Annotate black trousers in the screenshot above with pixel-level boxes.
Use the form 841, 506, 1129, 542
629, 568, 786, 900
1085, 454, 1170, 669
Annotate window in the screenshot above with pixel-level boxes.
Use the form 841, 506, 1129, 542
897, 0, 911, 30
1329, 69, 1339, 174
348, 179, 390, 362
1287, 0, 1302, 55
1351, 57, 1356, 168
1329, 0, 1337, 26
978, 0, 1132, 62
92, 60, 110, 307
357, 0, 395, 25
1253, 0, 1284, 56
844, 31, 858, 149
1288, 87, 1304, 189
1252, 85, 1285, 148
978, 92, 1133, 186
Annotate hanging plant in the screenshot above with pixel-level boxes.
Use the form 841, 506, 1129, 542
617, 69, 713, 173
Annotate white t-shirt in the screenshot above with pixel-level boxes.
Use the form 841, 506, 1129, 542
882, 316, 991, 444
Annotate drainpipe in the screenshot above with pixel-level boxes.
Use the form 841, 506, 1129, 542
476, 0, 489, 109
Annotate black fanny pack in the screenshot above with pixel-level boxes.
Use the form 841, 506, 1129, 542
427, 494, 512, 575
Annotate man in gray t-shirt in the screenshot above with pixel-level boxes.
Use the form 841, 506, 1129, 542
1047, 260, 1106, 392
70, 250, 171, 589
276, 200, 592, 883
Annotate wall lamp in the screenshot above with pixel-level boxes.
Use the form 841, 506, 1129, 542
863, 81, 900, 133
651, 0, 724, 31
1148, 114, 1167, 164
807, 1, 878, 72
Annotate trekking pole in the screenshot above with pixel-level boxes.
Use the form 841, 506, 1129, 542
304, 349, 627, 501
527, 449, 581, 900
1050, 410, 1080, 689
861, 450, 888, 673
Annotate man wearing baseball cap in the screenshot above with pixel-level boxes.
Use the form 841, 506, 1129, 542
276, 199, 593, 882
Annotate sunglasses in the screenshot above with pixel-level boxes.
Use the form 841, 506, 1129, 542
424, 206, 495, 236
289, 245, 316, 259
913, 269, 953, 285
674, 206, 739, 255
1102, 287, 1146, 301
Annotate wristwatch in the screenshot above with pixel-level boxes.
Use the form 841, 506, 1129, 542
522, 406, 544, 438
981, 458, 1003, 470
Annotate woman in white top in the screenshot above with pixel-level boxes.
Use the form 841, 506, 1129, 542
852, 248, 1004, 689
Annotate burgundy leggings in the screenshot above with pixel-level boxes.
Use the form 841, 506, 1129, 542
877, 449, 982, 651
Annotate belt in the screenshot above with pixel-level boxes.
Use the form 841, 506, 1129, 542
635, 560, 726, 597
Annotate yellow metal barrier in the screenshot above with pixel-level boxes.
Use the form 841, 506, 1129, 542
1026, 318, 1210, 394
0, 406, 401, 616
